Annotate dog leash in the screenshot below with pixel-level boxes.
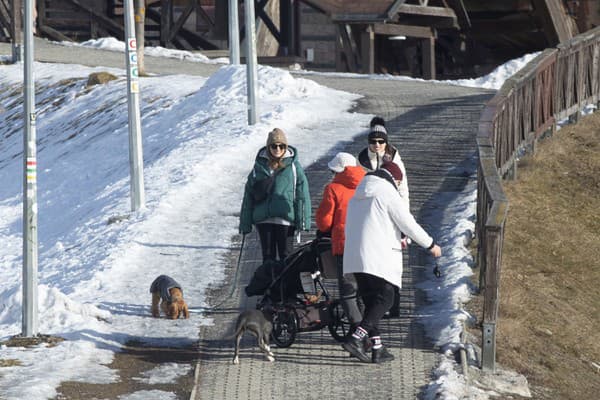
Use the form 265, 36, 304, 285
200, 234, 246, 312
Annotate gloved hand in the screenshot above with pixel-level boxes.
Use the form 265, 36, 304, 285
401, 237, 411, 249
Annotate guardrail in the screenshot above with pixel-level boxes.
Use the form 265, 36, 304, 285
476, 26, 600, 371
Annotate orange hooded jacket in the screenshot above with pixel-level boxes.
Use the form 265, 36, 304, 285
315, 165, 366, 255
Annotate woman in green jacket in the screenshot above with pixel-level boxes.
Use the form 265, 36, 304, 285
239, 128, 311, 262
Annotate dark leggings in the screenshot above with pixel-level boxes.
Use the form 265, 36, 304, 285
256, 223, 293, 262
336, 256, 363, 324
354, 273, 395, 337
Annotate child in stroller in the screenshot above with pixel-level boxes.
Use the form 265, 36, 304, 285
245, 236, 352, 347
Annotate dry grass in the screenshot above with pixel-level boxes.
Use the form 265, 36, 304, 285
0, 359, 22, 367
496, 111, 600, 399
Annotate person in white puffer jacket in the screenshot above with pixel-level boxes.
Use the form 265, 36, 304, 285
342, 161, 441, 364
358, 116, 412, 319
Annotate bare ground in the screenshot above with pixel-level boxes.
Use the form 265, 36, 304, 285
472, 111, 600, 399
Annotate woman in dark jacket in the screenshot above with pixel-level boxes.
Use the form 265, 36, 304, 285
239, 128, 311, 262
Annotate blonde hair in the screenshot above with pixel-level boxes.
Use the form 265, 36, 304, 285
266, 128, 288, 170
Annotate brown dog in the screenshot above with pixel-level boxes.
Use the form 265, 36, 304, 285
150, 275, 190, 319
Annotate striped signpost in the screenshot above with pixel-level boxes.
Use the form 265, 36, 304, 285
124, 0, 145, 211
22, 0, 38, 337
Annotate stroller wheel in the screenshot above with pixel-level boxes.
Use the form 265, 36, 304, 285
270, 308, 298, 348
327, 300, 352, 343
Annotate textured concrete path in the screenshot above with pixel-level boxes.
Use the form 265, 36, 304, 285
0, 39, 493, 398
193, 76, 493, 400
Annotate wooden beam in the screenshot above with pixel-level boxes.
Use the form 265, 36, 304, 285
338, 24, 358, 72
213, 0, 228, 39
386, 0, 409, 20
10, 0, 22, 43
36, 0, 45, 31
196, 1, 215, 28
0, 4, 11, 36
280, 0, 297, 56
531, 0, 572, 44
168, 0, 195, 42
64, 0, 124, 37
396, 4, 458, 19
160, 0, 172, 47
360, 25, 374, 74
467, 1, 533, 13
256, 1, 282, 43
469, 17, 536, 34
446, 0, 471, 29
39, 24, 73, 42
372, 23, 435, 39
331, 13, 385, 23
421, 36, 435, 79
0, 18, 8, 38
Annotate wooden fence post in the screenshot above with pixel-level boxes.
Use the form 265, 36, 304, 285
481, 203, 507, 372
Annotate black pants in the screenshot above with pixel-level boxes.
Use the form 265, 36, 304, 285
336, 256, 363, 324
256, 223, 293, 262
354, 272, 395, 337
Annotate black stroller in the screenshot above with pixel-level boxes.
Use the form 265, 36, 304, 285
245, 236, 352, 347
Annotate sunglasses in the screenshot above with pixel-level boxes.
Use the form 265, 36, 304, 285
369, 139, 386, 145
270, 143, 286, 150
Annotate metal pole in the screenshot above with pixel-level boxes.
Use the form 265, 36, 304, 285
228, 0, 240, 64
22, 0, 38, 337
123, 0, 145, 211
10, 0, 23, 62
244, 0, 258, 125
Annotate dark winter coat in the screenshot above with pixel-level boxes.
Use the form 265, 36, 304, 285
239, 145, 311, 234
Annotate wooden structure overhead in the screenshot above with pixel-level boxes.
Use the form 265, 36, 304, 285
302, 1, 465, 78
0, 1, 589, 80
0, 1, 302, 57
303, 0, 460, 25
299, 0, 578, 79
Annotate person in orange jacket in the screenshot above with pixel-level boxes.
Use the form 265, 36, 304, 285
316, 152, 366, 326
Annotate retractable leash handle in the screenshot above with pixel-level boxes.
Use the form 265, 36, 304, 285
433, 261, 442, 278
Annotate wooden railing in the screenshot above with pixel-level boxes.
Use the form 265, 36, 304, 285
476, 26, 600, 371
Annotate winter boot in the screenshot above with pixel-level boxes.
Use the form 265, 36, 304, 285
372, 346, 395, 363
342, 335, 371, 363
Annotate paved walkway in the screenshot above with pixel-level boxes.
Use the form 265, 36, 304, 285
193, 76, 493, 399
0, 39, 493, 398
0, 37, 221, 76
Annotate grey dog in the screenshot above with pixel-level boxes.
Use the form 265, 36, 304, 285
232, 309, 274, 364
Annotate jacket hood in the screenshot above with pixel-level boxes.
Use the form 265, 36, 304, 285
332, 165, 365, 189
352, 174, 380, 200
352, 173, 395, 201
